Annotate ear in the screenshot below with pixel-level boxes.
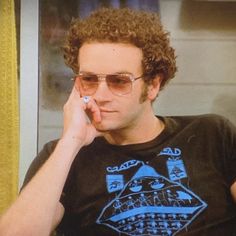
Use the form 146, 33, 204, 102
147, 75, 162, 101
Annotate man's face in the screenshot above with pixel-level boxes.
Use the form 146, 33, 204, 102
78, 42, 155, 132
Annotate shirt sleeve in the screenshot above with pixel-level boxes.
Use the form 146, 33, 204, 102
21, 139, 58, 190
222, 117, 236, 186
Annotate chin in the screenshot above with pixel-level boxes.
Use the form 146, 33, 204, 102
93, 120, 119, 132
93, 121, 110, 132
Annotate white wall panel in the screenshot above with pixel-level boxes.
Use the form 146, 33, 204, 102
172, 40, 236, 84
19, 0, 39, 187
154, 84, 236, 124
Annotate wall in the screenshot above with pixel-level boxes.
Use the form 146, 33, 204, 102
19, 0, 39, 187
24, 0, 236, 186
155, 0, 236, 121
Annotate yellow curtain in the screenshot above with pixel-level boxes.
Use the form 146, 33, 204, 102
0, 0, 19, 214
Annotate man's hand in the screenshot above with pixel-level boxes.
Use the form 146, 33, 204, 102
62, 87, 102, 146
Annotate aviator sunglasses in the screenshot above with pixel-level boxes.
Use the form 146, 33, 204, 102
73, 72, 143, 96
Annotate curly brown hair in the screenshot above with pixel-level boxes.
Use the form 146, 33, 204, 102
63, 7, 177, 90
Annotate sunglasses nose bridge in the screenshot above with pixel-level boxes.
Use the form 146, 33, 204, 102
93, 74, 113, 95
97, 75, 107, 82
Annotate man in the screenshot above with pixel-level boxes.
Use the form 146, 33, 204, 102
1, 7, 236, 236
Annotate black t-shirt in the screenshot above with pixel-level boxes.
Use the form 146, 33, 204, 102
23, 114, 236, 236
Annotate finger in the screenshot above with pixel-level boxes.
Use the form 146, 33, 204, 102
79, 95, 90, 111
82, 96, 90, 105
88, 123, 104, 138
66, 86, 80, 105
71, 86, 81, 99
84, 98, 101, 123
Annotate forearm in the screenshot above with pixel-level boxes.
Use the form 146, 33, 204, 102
0, 137, 82, 236
0, 86, 101, 236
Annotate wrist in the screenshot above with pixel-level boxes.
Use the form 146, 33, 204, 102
58, 134, 84, 156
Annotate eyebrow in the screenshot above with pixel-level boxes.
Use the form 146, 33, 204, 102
79, 70, 133, 75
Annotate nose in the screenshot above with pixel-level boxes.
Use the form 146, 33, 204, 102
93, 77, 113, 101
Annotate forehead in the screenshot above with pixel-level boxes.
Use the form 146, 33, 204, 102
78, 42, 143, 74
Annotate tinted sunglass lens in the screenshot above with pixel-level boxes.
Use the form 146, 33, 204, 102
107, 74, 132, 95
78, 75, 98, 95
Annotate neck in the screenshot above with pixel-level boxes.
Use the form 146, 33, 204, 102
103, 112, 164, 145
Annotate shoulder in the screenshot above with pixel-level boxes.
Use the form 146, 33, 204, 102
165, 113, 233, 128
21, 139, 59, 188
192, 114, 236, 132
36, 139, 59, 164
162, 114, 236, 139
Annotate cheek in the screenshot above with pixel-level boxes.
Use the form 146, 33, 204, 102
111, 82, 145, 112
118, 96, 143, 115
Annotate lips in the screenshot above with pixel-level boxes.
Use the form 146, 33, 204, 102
99, 108, 116, 113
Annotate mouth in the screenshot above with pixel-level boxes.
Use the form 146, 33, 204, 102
99, 108, 116, 113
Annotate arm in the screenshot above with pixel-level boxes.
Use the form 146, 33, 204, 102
0, 88, 101, 236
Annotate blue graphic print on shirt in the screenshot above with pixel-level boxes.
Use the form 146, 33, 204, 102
159, 147, 187, 181
97, 147, 207, 236
106, 175, 124, 193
